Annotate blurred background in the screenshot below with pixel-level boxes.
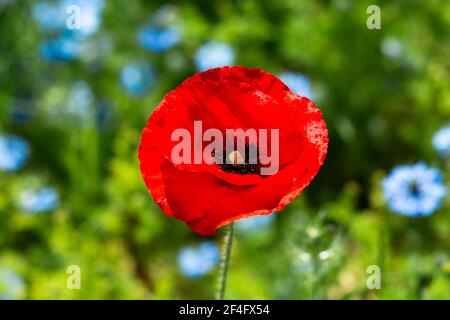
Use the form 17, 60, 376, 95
0, 0, 449, 299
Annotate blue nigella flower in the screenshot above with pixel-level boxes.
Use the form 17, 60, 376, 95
382, 163, 447, 217
0, 268, 25, 300
0, 134, 30, 172
177, 242, 219, 278
40, 33, 81, 61
279, 72, 313, 99
139, 26, 180, 53
120, 62, 155, 96
236, 214, 275, 233
194, 42, 235, 72
19, 187, 60, 213
432, 125, 450, 156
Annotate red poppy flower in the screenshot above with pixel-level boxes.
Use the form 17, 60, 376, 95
138, 66, 328, 236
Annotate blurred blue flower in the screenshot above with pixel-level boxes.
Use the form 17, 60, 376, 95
19, 187, 60, 213
61, 0, 104, 38
138, 5, 181, 52
236, 214, 275, 233
67, 81, 95, 119
34, 0, 105, 62
177, 242, 219, 278
279, 72, 313, 99
33, 0, 104, 38
0, 268, 24, 300
381, 37, 402, 59
120, 62, 155, 96
139, 27, 180, 52
194, 42, 235, 72
33, 0, 104, 63
432, 125, 450, 156
40, 34, 81, 61
382, 163, 446, 217
0, 134, 30, 172
32, 1, 66, 31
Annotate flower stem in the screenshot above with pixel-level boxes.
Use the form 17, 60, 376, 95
216, 222, 234, 300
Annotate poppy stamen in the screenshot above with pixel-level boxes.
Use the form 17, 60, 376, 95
228, 150, 245, 165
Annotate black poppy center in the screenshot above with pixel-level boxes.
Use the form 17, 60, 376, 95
216, 143, 261, 175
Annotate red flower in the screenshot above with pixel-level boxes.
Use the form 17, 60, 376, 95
138, 66, 328, 236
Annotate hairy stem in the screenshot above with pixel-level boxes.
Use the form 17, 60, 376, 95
216, 222, 234, 300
